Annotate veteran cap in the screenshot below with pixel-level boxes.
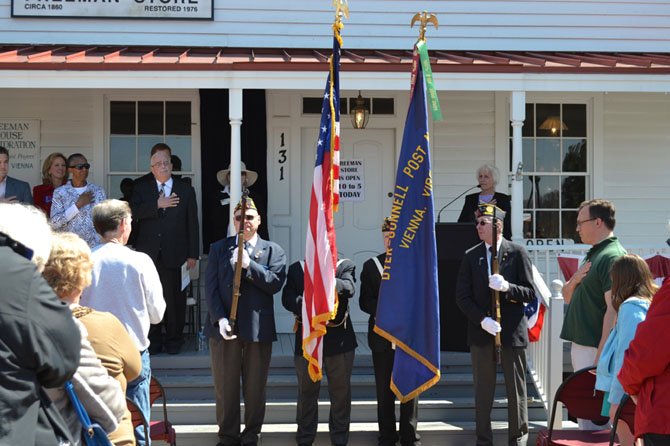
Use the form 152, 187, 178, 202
381, 216, 392, 232
234, 196, 258, 213
475, 204, 506, 222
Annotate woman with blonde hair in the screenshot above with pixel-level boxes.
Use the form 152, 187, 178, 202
33, 152, 68, 215
43, 232, 141, 446
596, 254, 657, 446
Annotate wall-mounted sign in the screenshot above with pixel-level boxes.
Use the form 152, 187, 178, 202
12, 0, 213, 20
524, 238, 575, 246
339, 159, 364, 202
0, 120, 41, 185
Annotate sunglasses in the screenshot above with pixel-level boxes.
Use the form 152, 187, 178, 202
475, 220, 491, 227
70, 163, 90, 170
235, 214, 256, 222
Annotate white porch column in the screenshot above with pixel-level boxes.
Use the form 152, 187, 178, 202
228, 88, 243, 236
509, 91, 526, 243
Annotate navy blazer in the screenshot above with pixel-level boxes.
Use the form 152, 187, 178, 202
455, 239, 536, 347
4, 176, 32, 204
458, 192, 511, 240
205, 236, 287, 343
281, 259, 357, 357
130, 175, 199, 268
359, 253, 394, 353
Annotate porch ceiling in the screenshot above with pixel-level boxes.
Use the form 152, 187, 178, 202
1, 45, 670, 74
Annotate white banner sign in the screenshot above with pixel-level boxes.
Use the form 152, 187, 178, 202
12, 0, 213, 19
0, 120, 41, 186
339, 159, 364, 202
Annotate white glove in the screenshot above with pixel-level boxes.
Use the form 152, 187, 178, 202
488, 274, 510, 292
480, 317, 502, 336
218, 317, 237, 340
229, 247, 251, 269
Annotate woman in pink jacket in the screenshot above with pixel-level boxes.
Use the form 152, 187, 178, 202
618, 276, 670, 445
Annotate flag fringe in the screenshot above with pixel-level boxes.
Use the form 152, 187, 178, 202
373, 324, 441, 403
302, 294, 339, 382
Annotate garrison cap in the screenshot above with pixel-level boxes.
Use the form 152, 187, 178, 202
234, 196, 258, 213
475, 204, 506, 222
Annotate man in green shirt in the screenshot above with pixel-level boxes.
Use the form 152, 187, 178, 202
560, 199, 626, 429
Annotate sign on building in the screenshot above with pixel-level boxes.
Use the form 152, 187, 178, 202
12, 0, 213, 20
339, 159, 364, 202
0, 120, 41, 186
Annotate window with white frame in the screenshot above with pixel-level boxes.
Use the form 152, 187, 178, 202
510, 103, 589, 242
108, 100, 192, 196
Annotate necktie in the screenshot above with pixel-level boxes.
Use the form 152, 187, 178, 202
159, 183, 166, 214
244, 241, 252, 255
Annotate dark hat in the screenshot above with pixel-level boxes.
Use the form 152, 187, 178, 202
217, 161, 258, 187
475, 204, 506, 222
381, 217, 392, 232
234, 196, 258, 213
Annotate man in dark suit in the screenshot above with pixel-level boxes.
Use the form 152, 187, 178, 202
0, 146, 33, 204
130, 143, 199, 355
282, 257, 357, 446
205, 196, 286, 446
455, 204, 535, 446
360, 217, 421, 446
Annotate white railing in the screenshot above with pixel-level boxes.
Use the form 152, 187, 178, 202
523, 243, 669, 427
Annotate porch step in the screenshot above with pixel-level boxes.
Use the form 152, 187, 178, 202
153, 370, 536, 401
153, 397, 546, 425
170, 420, 554, 446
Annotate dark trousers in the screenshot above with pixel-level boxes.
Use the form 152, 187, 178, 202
149, 264, 185, 350
471, 343, 528, 446
372, 349, 420, 446
643, 434, 670, 446
209, 336, 272, 446
294, 351, 355, 446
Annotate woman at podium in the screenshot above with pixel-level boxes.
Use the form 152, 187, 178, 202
458, 163, 512, 239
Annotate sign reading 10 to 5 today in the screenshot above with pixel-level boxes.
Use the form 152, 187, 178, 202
12, 0, 213, 20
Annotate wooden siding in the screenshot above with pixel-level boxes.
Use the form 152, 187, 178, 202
432, 91, 498, 223
602, 92, 670, 245
0, 89, 100, 186
2, 1, 670, 52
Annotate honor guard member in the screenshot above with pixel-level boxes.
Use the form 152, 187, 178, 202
281, 258, 357, 446
205, 197, 287, 446
360, 217, 421, 446
455, 205, 536, 446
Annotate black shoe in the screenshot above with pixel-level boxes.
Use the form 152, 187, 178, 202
166, 344, 181, 355
148, 344, 162, 355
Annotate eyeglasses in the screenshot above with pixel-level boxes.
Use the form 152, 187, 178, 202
151, 161, 172, 168
235, 214, 257, 222
70, 163, 90, 170
475, 220, 491, 227
576, 217, 597, 227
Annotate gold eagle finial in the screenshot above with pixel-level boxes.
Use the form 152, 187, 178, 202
410, 11, 438, 42
333, 0, 349, 22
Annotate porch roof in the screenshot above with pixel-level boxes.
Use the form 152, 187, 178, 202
2, 45, 670, 74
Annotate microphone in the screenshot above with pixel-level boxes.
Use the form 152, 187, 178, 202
436, 185, 481, 223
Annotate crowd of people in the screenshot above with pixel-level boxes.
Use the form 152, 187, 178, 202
1, 147, 669, 446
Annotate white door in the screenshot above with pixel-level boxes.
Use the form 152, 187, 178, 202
297, 128, 397, 332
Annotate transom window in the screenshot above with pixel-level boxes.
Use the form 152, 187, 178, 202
108, 100, 192, 196
510, 103, 589, 242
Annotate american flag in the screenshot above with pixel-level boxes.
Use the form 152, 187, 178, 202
302, 27, 342, 382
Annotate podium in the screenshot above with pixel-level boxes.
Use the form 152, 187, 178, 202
436, 222, 480, 352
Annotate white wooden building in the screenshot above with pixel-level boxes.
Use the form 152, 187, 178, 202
1, 1, 669, 333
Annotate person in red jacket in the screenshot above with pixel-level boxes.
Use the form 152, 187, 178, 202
618, 276, 670, 445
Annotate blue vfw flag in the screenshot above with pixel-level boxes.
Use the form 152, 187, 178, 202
374, 49, 441, 402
